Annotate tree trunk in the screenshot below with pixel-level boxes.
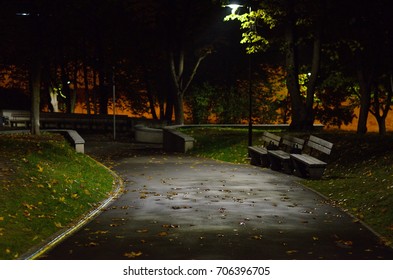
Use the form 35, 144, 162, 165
83, 63, 91, 115
305, 27, 322, 129
174, 91, 185, 125
93, 69, 98, 114
147, 91, 159, 120
164, 91, 175, 123
61, 65, 72, 114
142, 66, 158, 120
356, 69, 371, 134
376, 116, 386, 135
169, 48, 210, 125
99, 70, 108, 115
49, 86, 59, 112
31, 57, 42, 135
285, 18, 305, 131
71, 61, 78, 113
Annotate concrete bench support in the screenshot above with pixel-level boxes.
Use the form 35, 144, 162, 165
163, 128, 194, 153
0, 129, 85, 153
46, 129, 85, 153
134, 125, 163, 144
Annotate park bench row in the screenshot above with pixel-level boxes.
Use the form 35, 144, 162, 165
248, 132, 333, 179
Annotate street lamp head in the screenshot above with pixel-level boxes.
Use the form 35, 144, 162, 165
223, 1, 244, 14
228, 4, 243, 14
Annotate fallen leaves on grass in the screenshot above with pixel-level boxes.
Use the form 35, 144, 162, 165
37, 164, 44, 173
54, 222, 63, 228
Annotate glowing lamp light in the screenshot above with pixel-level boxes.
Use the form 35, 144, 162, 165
227, 4, 243, 14
223, 1, 244, 14
16, 12, 31, 16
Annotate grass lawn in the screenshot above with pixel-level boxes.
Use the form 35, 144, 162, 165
181, 127, 393, 246
0, 133, 115, 259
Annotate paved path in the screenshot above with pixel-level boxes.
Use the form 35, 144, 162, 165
40, 140, 393, 260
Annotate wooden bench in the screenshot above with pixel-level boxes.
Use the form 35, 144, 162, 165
290, 135, 333, 179
248, 132, 281, 167
10, 112, 30, 127
267, 135, 305, 174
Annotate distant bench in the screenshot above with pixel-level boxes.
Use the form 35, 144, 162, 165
8, 111, 131, 131
10, 112, 30, 127
290, 135, 333, 179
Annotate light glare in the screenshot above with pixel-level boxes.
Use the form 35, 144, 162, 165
226, 4, 243, 14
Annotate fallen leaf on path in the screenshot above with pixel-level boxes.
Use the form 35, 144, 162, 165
158, 231, 168, 237
172, 206, 192, 209
251, 235, 263, 240
162, 224, 180, 228
90, 230, 109, 235
335, 240, 353, 248
124, 251, 143, 258
286, 250, 298, 255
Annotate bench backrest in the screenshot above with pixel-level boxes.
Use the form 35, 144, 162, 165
306, 135, 333, 156
281, 135, 305, 152
261, 132, 281, 147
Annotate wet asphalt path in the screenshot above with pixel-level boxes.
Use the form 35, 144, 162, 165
39, 140, 393, 260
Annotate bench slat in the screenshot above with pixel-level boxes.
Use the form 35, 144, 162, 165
307, 135, 333, 155
261, 131, 281, 146
290, 153, 326, 167
281, 135, 305, 150
248, 146, 268, 154
267, 150, 290, 160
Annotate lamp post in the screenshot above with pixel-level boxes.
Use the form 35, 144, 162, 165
224, 1, 253, 148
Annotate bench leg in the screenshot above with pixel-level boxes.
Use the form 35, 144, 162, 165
292, 160, 326, 179
75, 143, 84, 153
308, 167, 325, 179
292, 160, 307, 178
250, 154, 261, 166
281, 159, 293, 174
260, 154, 270, 167
269, 157, 281, 171
249, 152, 269, 167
